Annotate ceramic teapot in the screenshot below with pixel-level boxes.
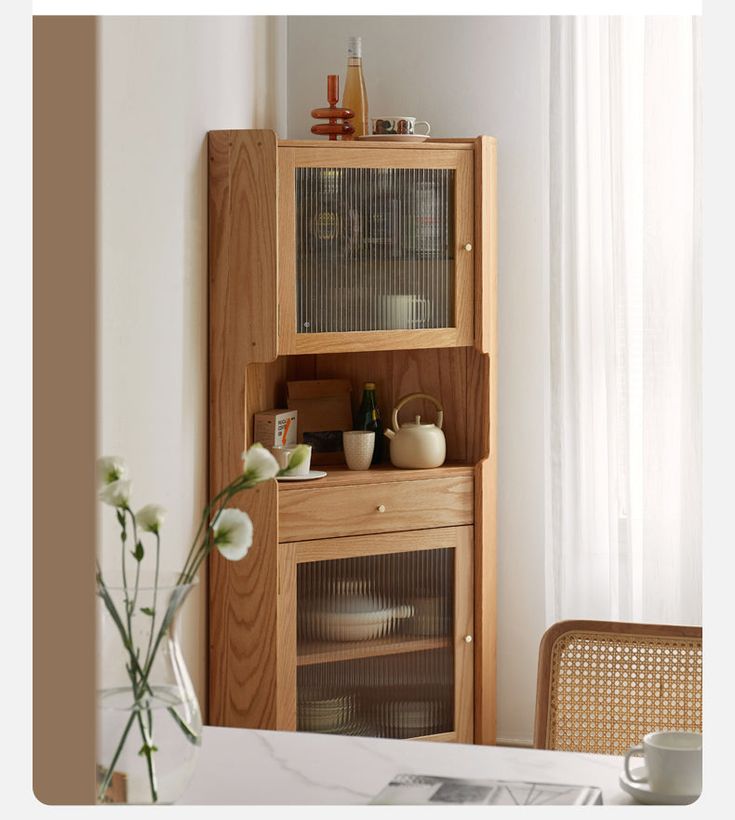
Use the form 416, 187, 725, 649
384, 392, 446, 469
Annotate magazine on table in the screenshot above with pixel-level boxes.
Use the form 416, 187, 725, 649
369, 773, 603, 805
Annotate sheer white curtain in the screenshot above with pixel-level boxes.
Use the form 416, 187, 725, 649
546, 16, 702, 625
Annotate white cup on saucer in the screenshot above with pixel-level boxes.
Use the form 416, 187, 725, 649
624, 730, 702, 797
272, 444, 312, 475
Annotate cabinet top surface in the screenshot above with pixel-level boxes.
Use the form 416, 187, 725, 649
207, 130, 496, 148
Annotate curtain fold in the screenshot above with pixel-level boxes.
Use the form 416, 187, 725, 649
547, 16, 702, 625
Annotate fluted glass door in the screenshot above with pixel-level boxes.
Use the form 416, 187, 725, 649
296, 547, 455, 739
295, 167, 456, 335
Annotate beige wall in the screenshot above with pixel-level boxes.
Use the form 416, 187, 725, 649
97, 16, 279, 706
287, 16, 550, 744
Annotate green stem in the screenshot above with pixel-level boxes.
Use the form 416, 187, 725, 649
97, 710, 136, 802
135, 711, 159, 803
143, 531, 161, 670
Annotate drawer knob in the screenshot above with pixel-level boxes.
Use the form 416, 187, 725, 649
464, 242, 473, 252
464, 634, 473, 643
376, 504, 386, 513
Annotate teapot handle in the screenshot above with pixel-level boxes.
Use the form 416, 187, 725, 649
391, 392, 444, 432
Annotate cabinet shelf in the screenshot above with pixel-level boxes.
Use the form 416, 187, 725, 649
297, 635, 452, 667
277, 461, 475, 491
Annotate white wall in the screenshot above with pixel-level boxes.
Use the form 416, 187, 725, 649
287, 16, 550, 744
97, 16, 278, 705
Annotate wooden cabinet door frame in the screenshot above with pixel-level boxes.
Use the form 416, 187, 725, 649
276, 526, 474, 742
277, 146, 475, 354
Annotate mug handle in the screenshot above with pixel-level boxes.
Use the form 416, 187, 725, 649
624, 745, 647, 783
414, 120, 431, 136
413, 297, 429, 326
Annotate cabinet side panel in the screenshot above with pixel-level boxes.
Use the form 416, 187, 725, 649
474, 137, 498, 356
473, 458, 497, 744
208, 481, 279, 728
472, 138, 498, 744
208, 130, 279, 729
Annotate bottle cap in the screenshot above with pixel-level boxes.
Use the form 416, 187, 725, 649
348, 36, 362, 58
364, 382, 375, 390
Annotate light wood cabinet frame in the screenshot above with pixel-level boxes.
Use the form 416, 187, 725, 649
207, 130, 497, 745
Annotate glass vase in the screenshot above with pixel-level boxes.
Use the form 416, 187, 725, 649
96, 573, 202, 804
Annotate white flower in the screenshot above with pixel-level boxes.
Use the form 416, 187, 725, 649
212, 508, 253, 561
97, 455, 128, 489
240, 443, 279, 483
135, 503, 167, 534
280, 444, 310, 475
99, 478, 132, 508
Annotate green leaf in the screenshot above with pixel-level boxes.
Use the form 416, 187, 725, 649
116, 509, 125, 527
140, 607, 155, 616
132, 541, 144, 562
138, 743, 158, 756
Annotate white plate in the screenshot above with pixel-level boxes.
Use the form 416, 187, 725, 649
357, 135, 430, 142
276, 470, 327, 481
618, 766, 699, 805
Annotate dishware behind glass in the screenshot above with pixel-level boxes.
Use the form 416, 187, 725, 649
371, 116, 431, 136
343, 430, 375, 470
380, 294, 430, 330
623, 731, 702, 797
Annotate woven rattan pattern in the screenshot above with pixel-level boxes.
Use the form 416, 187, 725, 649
546, 630, 702, 755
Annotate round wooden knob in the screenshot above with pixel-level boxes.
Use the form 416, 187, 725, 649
464, 635, 473, 643
376, 504, 386, 513
464, 243, 473, 252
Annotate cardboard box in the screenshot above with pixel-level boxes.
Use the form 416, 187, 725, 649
286, 379, 352, 465
253, 409, 298, 449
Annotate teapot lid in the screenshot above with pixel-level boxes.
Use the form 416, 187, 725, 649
402, 414, 437, 428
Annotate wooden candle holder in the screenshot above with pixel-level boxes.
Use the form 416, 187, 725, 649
311, 74, 354, 140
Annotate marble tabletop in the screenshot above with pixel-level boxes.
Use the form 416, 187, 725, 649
180, 726, 636, 805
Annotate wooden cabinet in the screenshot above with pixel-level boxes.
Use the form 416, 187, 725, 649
208, 130, 497, 744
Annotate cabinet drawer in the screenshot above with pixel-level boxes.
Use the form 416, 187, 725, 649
278, 476, 473, 542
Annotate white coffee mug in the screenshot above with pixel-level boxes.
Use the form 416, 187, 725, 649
381, 294, 430, 330
624, 731, 702, 796
272, 444, 311, 475
342, 430, 375, 471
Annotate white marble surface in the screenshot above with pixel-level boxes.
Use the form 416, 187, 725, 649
180, 726, 636, 805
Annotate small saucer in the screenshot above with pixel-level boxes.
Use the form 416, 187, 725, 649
357, 134, 430, 142
618, 766, 699, 805
276, 470, 328, 482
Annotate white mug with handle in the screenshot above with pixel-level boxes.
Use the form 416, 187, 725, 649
624, 731, 702, 796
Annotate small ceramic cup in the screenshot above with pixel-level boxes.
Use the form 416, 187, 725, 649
272, 444, 312, 475
342, 431, 375, 470
624, 730, 702, 796
371, 116, 431, 136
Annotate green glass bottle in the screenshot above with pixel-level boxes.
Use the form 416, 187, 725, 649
355, 381, 383, 464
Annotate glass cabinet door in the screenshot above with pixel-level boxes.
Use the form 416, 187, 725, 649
278, 148, 474, 352
286, 527, 474, 742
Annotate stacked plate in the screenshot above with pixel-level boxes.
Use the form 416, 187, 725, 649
298, 695, 354, 734
379, 699, 447, 739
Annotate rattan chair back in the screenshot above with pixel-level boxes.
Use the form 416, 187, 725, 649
534, 620, 702, 755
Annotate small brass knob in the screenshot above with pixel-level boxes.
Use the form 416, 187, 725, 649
464, 635, 473, 643
464, 243, 473, 252
377, 504, 386, 513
